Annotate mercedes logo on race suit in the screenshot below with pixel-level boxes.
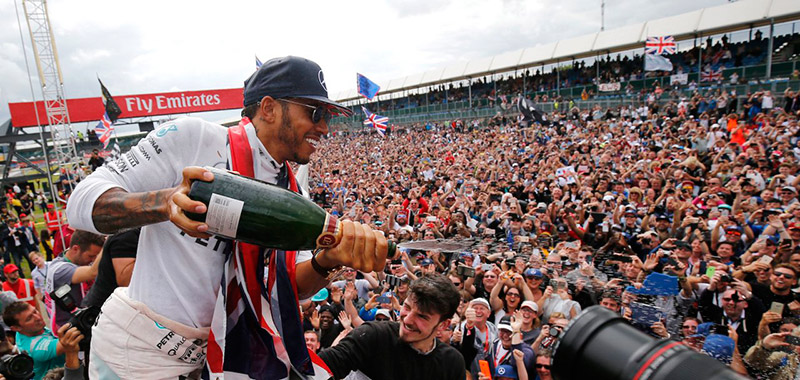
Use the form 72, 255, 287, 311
318, 70, 327, 92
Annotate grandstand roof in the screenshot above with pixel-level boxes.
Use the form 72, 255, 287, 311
334, 0, 800, 103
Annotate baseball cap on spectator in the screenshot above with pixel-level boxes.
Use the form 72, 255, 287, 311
470, 298, 491, 310
782, 186, 797, 194
524, 268, 543, 279
494, 364, 518, 379
310, 288, 328, 302
602, 195, 615, 202
497, 316, 513, 332
242, 56, 353, 116
318, 304, 335, 316
556, 224, 569, 234
624, 207, 637, 216
655, 214, 669, 221
701, 334, 735, 365
765, 235, 780, 245
521, 300, 539, 313
788, 222, 800, 231
375, 309, 392, 320
725, 225, 742, 235
419, 258, 434, 266
690, 322, 715, 338
3, 264, 19, 274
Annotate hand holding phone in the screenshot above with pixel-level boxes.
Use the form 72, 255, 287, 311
770, 302, 785, 315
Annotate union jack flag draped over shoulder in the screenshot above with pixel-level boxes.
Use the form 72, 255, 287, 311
362, 106, 388, 137
206, 119, 333, 380
645, 36, 677, 55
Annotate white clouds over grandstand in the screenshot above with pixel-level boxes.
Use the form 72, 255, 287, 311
0, 0, 759, 124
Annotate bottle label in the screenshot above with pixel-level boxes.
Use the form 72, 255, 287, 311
206, 193, 244, 238
316, 214, 339, 248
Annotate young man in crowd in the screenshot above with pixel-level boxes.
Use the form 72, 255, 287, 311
318, 274, 464, 379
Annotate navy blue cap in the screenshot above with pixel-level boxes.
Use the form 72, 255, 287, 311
524, 268, 543, 278
243, 56, 353, 116
495, 364, 518, 379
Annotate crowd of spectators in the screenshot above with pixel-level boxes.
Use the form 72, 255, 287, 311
301, 86, 800, 379
360, 31, 800, 116
4, 61, 800, 379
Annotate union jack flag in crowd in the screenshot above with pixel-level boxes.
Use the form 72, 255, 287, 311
362, 107, 388, 137
645, 36, 677, 55
701, 68, 724, 82
94, 112, 114, 149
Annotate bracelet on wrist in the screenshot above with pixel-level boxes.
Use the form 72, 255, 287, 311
311, 250, 343, 279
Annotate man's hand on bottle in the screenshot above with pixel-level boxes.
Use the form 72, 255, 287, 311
170, 166, 214, 239
317, 220, 389, 273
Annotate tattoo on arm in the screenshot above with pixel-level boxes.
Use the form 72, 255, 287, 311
91, 188, 172, 234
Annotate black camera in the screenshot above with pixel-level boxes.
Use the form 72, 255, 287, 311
50, 284, 100, 350
553, 307, 747, 380
0, 352, 34, 380
0, 329, 33, 380
456, 265, 476, 278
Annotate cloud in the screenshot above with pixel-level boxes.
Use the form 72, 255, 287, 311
0, 0, 736, 124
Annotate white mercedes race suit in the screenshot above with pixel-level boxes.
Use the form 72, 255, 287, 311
66, 118, 310, 377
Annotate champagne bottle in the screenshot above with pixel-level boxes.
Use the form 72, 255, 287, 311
186, 167, 395, 256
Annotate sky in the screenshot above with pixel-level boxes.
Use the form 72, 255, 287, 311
0, 0, 734, 129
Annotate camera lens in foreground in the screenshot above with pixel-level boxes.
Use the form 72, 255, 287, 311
552, 306, 748, 380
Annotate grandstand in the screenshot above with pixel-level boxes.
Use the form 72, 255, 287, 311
330, 0, 800, 130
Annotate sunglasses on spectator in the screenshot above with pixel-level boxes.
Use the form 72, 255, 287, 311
452, 281, 462, 286
506, 292, 520, 298
774, 272, 796, 279
682, 325, 697, 330
536, 364, 551, 369
278, 98, 332, 124
722, 297, 745, 303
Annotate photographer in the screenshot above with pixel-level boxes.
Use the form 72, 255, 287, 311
2, 301, 84, 380
42, 231, 104, 332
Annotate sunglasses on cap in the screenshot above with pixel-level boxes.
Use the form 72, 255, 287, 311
278, 98, 332, 124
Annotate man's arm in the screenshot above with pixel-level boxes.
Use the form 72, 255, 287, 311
88, 166, 213, 236
112, 258, 136, 287
295, 221, 389, 299
318, 323, 378, 379
70, 248, 104, 284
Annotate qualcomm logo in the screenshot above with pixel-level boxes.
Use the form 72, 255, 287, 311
318, 70, 327, 92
